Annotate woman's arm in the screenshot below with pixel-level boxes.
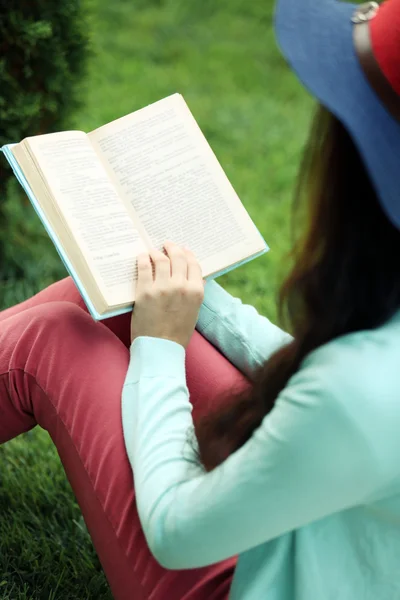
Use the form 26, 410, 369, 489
122, 336, 385, 570
196, 281, 292, 379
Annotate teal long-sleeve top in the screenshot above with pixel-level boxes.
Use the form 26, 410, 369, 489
122, 281, 400, 599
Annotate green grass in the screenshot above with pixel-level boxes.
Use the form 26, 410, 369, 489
0, 0, 312, 597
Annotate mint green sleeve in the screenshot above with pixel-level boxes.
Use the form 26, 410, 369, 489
196, 281, 292, 378
122, 336, 385, 570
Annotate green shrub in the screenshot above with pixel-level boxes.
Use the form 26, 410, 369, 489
0, 0, 90, 278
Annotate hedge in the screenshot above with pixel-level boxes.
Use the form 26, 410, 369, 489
0, 0, 90, 278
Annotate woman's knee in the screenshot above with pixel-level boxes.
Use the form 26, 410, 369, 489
1, 301, 89, 344
20, 301, 88, 336
1, 301, 98, 354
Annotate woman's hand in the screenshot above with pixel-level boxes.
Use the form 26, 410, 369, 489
130, 242, 204, 348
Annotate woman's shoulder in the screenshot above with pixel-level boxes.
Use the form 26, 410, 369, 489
296, 314, 400, 466
304, 310, 400, 385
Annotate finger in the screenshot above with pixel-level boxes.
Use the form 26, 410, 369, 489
164, 241, 188, 281
184, 247, 203, 283
136, 253, 153, 288
149, 248, 171, 283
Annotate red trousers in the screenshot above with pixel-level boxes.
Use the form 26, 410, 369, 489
0, 277, 242, 600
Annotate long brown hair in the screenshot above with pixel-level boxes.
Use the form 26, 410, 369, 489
195, 105, 400, 472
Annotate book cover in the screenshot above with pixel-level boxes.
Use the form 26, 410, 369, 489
1, 142, 268, 321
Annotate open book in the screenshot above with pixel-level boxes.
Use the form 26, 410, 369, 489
2, 94, 267, 320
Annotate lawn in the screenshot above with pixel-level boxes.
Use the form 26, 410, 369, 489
0, 0, 312, 597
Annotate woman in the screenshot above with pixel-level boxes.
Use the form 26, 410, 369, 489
2, 0, 400, 598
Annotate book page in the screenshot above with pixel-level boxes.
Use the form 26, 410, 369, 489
25, 131, 147, 305
89, 94, 265, 276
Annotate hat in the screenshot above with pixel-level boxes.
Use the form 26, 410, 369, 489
275, 0, 400, 229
